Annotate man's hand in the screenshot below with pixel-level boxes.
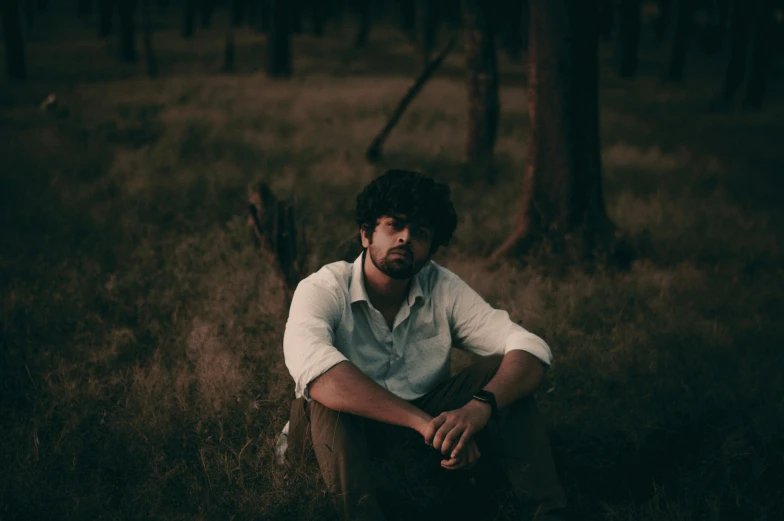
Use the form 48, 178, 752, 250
439, 438, 481, 470
423, 399, 492, 460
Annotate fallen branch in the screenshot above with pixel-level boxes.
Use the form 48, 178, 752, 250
366, 35, 458, 163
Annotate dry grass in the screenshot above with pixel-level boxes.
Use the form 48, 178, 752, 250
1, 6, 783, 521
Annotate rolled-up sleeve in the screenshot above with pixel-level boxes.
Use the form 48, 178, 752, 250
283, 279, 349, 400
447, 275, 552, 366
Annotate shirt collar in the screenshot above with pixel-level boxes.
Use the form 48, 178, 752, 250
350, 250, 426, 307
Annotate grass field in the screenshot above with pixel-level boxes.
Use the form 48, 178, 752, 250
2, 5, 783, 520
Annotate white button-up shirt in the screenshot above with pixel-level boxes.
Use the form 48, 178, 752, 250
283, 251, 552, 402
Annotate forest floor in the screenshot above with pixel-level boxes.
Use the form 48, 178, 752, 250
2, 6, 784, 521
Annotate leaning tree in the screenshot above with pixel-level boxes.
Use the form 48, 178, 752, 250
489, 0, 613, 265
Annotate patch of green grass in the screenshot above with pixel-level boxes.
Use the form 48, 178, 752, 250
2, 9, 783, 521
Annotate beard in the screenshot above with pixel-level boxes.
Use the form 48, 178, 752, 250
368, 243, 428, 280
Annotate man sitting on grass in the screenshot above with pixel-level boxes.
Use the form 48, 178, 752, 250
283, 169, 568, 520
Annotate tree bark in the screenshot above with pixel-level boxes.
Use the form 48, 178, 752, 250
118, 0, 137, 62
398, 0, 415, 39
719, 0, 750, 103
664, 0, 694, 81
490, 0, 611, 264
415, 0, 437, 65
462, 0, 499, 167
98, 0, 114, 38
182, 0, 196, 37
310, 0, 325, 36
2, 0, 27, 80
355, 0, 370, 47
497, 0, 527, 61
141, 0, 156, 76
267, 0, 291, 77
616, 0, 641, 78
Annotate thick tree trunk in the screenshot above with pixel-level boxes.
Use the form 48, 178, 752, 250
462, 0, 499, 166
616, 0, 641, 78
415, 0, 437, 65
664, 0, 694, 81
355, 0, 370, 47
98, 0, 114, 38
267, 0, 291, 77
118, 0, 137, 62
141, 0, 156, 76
182, 0, 196, 37
2, 0, 27, 80
490, 0, 611, 264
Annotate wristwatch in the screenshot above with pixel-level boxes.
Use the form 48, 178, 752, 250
471, 390, 498, 419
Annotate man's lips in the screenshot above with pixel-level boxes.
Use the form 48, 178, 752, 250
389, 250, 412, 259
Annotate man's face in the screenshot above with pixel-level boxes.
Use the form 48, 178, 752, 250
361, 215, 434, 280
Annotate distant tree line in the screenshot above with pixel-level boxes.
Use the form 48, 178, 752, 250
2, 0, 782, 264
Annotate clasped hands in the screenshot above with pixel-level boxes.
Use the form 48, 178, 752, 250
421, 399, 492, 470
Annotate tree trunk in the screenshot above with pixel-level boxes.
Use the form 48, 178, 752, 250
399, 0, 415, 39
267, 0, 291, 77
497, 0, 526, 61
182, 0, 196, 37
98, 0, 114, 38
290, 0, 302, 33
700, 0, 728, 54
616, 0, 641, 78
310, 0, 325, 36
462, 0, 499, 166
490, 0, 611, 264
230, 0, 244, 26
743, 0, 775, 109
118, 0, 137, 62
664, 0, 694, 81
718, 0, 750, 103
199, 0, 214, 28
2, 0, 27, 80
141, 0, 156, 76
598, 0, 615, 40
415, 0, 437, 65
655, 0, 673, 44
355, 0, 370, 47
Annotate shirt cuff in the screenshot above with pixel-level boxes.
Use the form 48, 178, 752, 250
504, 331, 553, 367
297, 351, 350, 401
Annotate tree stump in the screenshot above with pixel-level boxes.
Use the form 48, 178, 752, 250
248, 183, 306, 298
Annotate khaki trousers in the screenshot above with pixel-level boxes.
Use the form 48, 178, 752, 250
286, 355, 568, 520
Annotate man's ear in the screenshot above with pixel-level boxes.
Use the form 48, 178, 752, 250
360, 225, 371, 248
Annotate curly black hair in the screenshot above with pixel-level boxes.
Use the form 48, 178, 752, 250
355, 170, 457, 253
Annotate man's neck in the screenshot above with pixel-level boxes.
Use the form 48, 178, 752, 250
362, 250, 410, 310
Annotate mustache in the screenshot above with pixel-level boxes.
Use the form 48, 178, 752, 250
388, 247, 412, 256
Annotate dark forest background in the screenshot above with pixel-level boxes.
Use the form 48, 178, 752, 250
1, 1, 783, 520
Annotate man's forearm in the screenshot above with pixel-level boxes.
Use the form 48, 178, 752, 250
308, 361, 432, 434
483, 350, 545, 410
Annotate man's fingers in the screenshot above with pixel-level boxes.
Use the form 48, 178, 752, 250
424, 415, 446, 445
432, 422, 454, 451
440, 456, 464, 470
449, 427, 475, 459
441, 426, 464, 455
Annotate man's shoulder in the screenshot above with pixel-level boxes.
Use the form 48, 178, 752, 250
297, 259, 353, 294
420, 260, 463, 294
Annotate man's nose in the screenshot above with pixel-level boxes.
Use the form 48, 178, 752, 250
397, 226, 411, 243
